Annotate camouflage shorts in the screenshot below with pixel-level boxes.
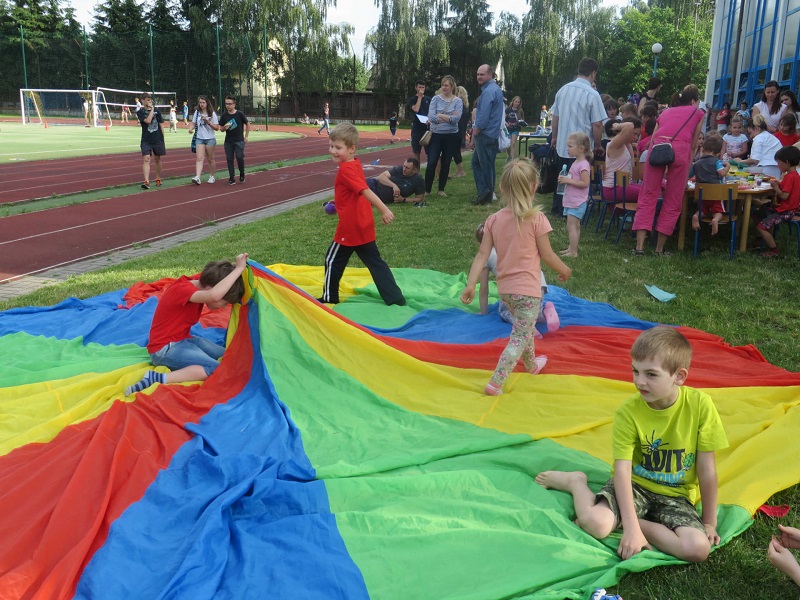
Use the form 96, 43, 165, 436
596, 479, 705, 533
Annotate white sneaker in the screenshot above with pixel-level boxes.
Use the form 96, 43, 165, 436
191, 176, 201, 185
207, 176, 216, 184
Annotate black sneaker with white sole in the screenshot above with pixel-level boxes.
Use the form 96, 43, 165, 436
229, 178, 236, 185
239, 174, 245, 183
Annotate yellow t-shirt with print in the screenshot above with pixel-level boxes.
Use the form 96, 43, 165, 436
611, 386, 729, 505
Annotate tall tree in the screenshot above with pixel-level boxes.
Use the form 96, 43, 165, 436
446, 0, 492, 95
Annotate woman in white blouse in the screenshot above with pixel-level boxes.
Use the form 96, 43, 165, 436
751, 81, 787, 133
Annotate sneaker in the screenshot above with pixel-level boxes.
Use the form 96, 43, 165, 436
239, 175, 245, 183
542, 302, 560, 333
472, 190, 492, 206
484, 382, 503, 396
759, 246, 779, 257
228, 178, 236, 185
141, 181, 150, 190
155, 178, 162, 187
413, 200, 428, 208
437, 190, 447, 197
528, 355, 548, 375
191, 176, 201, 185
208, 176, 216, 184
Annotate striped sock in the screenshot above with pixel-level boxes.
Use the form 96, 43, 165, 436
125, 370, 166, 396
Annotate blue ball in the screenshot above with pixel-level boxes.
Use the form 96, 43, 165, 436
324, 202, 336, 215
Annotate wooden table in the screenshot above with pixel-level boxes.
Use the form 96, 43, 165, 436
677, 185, 775, 252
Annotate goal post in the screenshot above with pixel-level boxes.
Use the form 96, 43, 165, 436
95, 87, 177, 123
19, 88, 112, 127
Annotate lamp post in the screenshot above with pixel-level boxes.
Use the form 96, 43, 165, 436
652, 42, 663, 77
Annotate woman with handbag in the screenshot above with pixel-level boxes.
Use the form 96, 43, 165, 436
189, 95, 220, 185
423, 75, 463, 198
631, 84, 705, 256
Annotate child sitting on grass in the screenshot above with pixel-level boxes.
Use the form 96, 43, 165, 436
691, 134, 731, 235
125, 253, 248, 396
536, 326, 729, 563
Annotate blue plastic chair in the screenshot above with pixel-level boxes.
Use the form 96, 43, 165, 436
692, 183, 739, 260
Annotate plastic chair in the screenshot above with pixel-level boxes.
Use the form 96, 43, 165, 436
582, 161, 605, 228
603, 171, 638, 244
692, 183, 739, 260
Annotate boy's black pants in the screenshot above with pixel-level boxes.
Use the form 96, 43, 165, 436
319, 241, 406, 306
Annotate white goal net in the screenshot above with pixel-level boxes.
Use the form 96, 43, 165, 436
96, 87, 177, 124
20, 88, 113, 127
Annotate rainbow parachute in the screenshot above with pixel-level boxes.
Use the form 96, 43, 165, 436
1, 262, 799, 599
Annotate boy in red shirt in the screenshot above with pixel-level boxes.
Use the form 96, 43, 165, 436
317, 123, 406, 305
753, 145, 800, 257
125, 253, 248, 396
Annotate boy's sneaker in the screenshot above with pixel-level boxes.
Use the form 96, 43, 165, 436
208, 175, 216, 184
542, 301, 560, 333
141, 181, 150, 190
155, 178, 162, 187
239, 174, 245, 183
191, 176, 201, 185
759, 246, 779, 258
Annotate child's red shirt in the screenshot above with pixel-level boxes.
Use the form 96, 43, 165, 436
333, 158, 375, 247
146, 276, 203, 353
777, 170, 800, 213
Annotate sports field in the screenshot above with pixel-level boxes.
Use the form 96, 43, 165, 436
0, 121, 294, 164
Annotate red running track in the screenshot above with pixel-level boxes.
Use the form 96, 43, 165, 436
2, 125, 405, 204
0, 134, 419, 283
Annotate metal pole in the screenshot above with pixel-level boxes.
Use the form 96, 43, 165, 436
264, 25, 269, 131
83, 26, 89, 89
20, 26, 28, 89
216, 23, 222, 112
653, 55, 658, 77
352, 53, 356, 124
149, 24, 155, 93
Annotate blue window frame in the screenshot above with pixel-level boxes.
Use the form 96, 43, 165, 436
778, 5, 800, 91
740, 0, 781, 105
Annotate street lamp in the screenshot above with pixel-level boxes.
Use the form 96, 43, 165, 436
652, 42, 663, 77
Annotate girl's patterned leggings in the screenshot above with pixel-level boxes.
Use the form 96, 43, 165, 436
490, 294, 541, 388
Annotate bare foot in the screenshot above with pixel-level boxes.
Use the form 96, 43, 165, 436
692, 214, 700, 231
711, 220, 719, 235
534, 470, 588, 492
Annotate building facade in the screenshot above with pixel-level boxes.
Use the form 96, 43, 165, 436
706, 0, 800, 107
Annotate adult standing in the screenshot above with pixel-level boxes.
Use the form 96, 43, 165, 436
631, 84, 705, 256
424, 75, 463, 198
452, 85, 470, 178
550, 57, 607, 214
407, 80, 432, 165
189, 95, 220, 185
468, 64, 504, 206
317, 102, 330, 135
752, 81, 787, 133
637, 77, 662, 114
780, 90, 800, 125
182, 101, 189, 127
505, 96, 525, 160
136, 92, 165, 190
219, 95, 250, 185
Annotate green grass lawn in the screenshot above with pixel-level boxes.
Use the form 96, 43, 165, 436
0, 149, 798, 599
0, 121, 295, 164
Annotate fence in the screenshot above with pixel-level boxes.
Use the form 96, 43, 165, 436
1, 25, 400, 123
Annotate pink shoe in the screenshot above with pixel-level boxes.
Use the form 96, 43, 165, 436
484, 382, 503, 396
528, 355, 548, 375
543, 302, 560, 333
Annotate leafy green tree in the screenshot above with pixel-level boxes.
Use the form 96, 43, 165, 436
445, 0, 492, 97
601, 5, 713, 103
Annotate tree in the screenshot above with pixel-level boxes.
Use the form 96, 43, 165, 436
445, 0, 492, 96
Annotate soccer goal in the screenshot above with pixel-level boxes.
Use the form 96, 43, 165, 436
96, 87, 177, 124
19, 88, 114, 127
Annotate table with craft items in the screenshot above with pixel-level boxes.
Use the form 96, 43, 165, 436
677, 184, 776, 252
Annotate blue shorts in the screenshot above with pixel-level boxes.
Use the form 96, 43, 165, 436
196, 137, 217, 147
563, 202, 587, 219
150, 336, 225, 376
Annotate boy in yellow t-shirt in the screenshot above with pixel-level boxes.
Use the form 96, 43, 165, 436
536, 326, 728, 563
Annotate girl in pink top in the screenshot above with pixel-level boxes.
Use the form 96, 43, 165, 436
559, 132, 593, 257
632, 84, 705, 256
461, 160, 572, 396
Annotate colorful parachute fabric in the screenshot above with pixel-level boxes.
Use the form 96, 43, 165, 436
1, 262, 799, 600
